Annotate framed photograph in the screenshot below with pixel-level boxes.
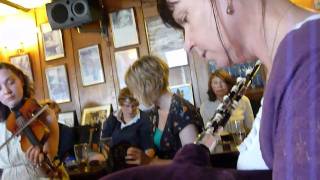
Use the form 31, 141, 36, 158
78, 44, 105, 86
81, 105, 111, 126
45, 65, 71, 103
170, 84, 194, 105
145, 16, 187, 67
110, 8, 139, 48
58, 111, 75, 127
10, 54, 33, 81
41, 23, 65, 61
115, 48, 139, 89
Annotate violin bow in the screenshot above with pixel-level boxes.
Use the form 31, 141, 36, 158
0, 105, 49, 151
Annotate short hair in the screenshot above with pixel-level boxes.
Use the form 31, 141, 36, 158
207, 69, 236, 101
0, 62, 34, 121
157, 0, 183, 29
125, 55, 169, 106
118, 87, 139, 107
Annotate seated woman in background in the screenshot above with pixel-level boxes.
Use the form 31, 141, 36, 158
200, 69, 254, 134
101, 87, 155, 163
124, 55, 203, 165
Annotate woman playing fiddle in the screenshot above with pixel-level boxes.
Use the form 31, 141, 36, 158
0, 62, 59, 179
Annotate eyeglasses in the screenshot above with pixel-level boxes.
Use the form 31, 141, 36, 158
121, 103, 138, 109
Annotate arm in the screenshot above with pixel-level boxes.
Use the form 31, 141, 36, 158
179, 124, 198, 146
126, 147, 172, 165
43, 108, 59, 160
241, 96, 254, 131
26, 108, 59, 164
200, 102, 209, 125
101, 114, 117, 138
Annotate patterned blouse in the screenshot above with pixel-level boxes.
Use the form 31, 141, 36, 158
149, 94, 204, 159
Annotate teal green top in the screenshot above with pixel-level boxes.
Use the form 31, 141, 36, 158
153, 128, 163, 149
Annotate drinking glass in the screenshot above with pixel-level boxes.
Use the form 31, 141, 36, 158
229, 120, 247, 145
100, 137, 113, 159
74, 143, 89, 169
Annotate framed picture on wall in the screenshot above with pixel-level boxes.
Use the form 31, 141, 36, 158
58, 111, 75, 127
114, 48, 139, 89
81, 105, 111, 126
41, 23, 65, 61
169, 84, 194, 105
145, 16, 186, 66
10, 54, 33, 81
45, 65, 71, 103
110, 8, 139, 48
78, 44, 105, 86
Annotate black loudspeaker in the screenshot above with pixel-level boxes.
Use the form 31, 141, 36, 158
46, 0, 101, 30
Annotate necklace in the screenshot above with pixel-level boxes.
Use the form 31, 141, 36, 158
269, 6, 292, 59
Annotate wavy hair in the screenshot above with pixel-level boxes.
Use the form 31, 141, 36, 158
0, 62, 34, 121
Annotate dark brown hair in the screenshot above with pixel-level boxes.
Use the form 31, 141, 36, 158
207, 69, 235, 101
157, 0, 183, 29
0, 62, 34, 121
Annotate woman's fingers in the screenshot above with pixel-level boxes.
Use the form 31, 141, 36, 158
26, 146, 44, 166
125, 147, 142, 165
127, 147, 141, 155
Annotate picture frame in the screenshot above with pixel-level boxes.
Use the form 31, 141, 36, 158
58, 111, 75, 127
10, 54, 33, 82
81, 105, 111, 126
170, 84, 194, 105
45, 65, 71, 103
78, 44, 105, 86
41, 23, 65, 61
114, 48, 139, 89
145, 16, 187, 67
110, 8, 139, 48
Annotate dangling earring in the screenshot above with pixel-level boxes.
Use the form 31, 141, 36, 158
226, 0, 234, 15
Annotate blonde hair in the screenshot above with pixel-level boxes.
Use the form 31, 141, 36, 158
125, 55, 169, 106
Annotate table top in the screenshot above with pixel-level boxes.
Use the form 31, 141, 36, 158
213, 141, 239, 154
66, 161, 109, 180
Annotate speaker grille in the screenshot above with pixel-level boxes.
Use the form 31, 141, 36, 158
52, 4, 69, 24
72, 1, 88, 17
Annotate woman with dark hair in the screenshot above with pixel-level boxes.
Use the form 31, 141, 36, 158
0, 63, 59, 179
102, 0, 320, 179
200, 69, 254, 132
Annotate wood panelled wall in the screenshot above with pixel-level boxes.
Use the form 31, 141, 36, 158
1, 0, 209, 123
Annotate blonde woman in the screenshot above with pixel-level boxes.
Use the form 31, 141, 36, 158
124, 55, 203, 165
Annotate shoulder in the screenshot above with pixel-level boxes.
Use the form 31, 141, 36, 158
171, 94, 197, 113
105, 113, 119, 125
240, 95, 251, 104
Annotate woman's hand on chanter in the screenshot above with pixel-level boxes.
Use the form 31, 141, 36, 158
125, 147, 152, 165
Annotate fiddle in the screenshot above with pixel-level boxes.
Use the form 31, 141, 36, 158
5, 98, 65, 178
